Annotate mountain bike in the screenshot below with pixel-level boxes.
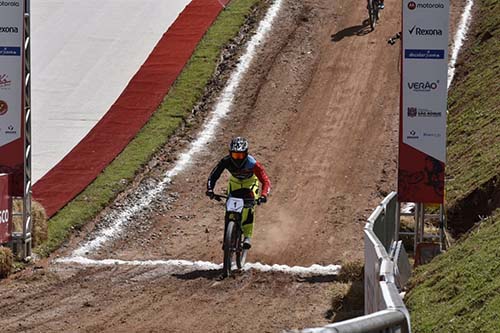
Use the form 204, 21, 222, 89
367, 0, 381, 31
213, 193, 262, 278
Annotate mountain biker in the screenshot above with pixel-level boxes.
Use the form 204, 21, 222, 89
206, 137, 271, 249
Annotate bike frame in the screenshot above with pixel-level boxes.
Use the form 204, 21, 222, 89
223, 208, 244, 248
214, 194, 256, 277
367, 0, 380, 31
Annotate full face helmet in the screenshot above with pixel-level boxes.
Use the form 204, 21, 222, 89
229, 137, 249, 168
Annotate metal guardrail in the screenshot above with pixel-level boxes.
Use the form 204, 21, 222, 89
290, 192, 411, 333
295, 310, 408, 333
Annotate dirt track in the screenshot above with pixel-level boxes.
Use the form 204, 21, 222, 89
0, 0, 461, 331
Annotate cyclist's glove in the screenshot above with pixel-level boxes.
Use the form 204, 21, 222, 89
206, 190, 215, 200
258, 196, 267, 205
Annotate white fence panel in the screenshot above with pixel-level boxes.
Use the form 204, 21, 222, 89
290, 192, 411, 333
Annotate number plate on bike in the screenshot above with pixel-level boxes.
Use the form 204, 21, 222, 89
226, 197, 244, 213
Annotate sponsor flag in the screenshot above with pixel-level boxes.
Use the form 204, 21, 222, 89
0, 173, 12, 243
0, 0, 25, 196
399, 0, 450, 203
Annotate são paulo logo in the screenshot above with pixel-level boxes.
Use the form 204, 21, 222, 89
407, 107, 417, 117
0, 27, 19, 34
407, 107, 442, 118
408, 25, 443, 36
0, 100, 8, 115
407, 80, 439, 92
408, 1, 445, 10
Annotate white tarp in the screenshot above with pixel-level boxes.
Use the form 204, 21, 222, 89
0, 0, 24, 147
402, 0, 450, 163
31, 0, 192, 182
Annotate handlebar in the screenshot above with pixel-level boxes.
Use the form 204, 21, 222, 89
211, 193, 266, 205
212, 194, 227, 202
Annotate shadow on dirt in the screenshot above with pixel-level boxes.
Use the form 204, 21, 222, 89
331, 20, 372, 42
296, 275, 339, 283
324, 280, 364, 322
173, 270, 340, 283
173, 269, 222, 281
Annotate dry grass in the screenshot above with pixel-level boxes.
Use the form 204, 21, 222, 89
330, 282, 352, 312
325, 260, 365, 322
328, 280, 364, 322
399, 215, 444, 253
0, 246, 13, 278
338, 260, 364, 282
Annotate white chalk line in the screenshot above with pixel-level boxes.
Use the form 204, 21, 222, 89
56, 256, 341, 276
72, 0, 284, 258
448, 0, 474, 89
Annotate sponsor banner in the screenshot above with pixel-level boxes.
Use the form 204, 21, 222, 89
0, 173, 12, 243
0, 0, 24, 196
405, 49, 445, 59
399, 0, 449, 203
0, 1, 21, 7
407, 0, 446, 10
398, 143, 444, 203
0, 46, 21, 56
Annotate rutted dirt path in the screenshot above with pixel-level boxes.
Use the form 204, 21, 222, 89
0, 0, 432, 331
92, 0, 402, 267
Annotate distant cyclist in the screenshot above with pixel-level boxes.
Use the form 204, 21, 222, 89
206, 137, 271, 249
368, 0, 385, 9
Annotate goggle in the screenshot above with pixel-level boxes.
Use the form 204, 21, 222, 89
231, 152, 247, 160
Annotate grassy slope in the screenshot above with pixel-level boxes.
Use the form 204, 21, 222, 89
407, 0, 500, 331
407, 210, 500, 332
36, 0, 261, 256
445, 0, 500, 208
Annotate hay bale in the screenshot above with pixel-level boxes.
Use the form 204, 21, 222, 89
0, 246, 13, 278
32, 201, 48, 247
11, 199, 48, 247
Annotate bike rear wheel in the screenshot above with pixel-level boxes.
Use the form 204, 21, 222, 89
368, 0, 379, 30
223, 220, 238, 277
